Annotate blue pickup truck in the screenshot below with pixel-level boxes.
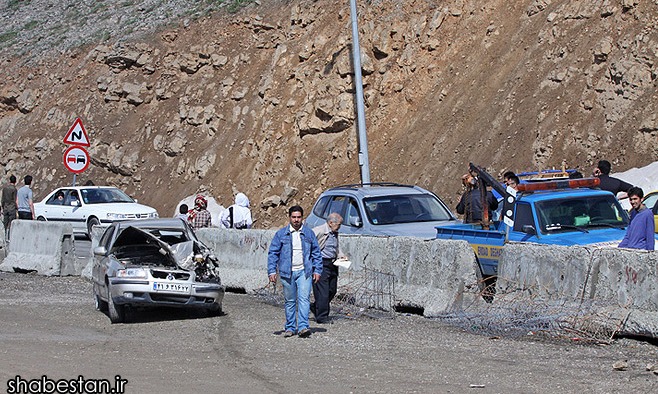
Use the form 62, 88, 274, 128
435, 164, 632, 278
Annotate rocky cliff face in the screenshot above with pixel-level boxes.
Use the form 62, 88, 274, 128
1, 0, 656, 227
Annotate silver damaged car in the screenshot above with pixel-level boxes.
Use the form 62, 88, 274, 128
92, 218, 225, 323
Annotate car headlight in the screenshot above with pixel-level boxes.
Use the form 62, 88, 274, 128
116, 268, 147, 278
150, 212, 159, 218
107, 213, 126, 220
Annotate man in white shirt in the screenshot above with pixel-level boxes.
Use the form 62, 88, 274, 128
267, 205, 322, 338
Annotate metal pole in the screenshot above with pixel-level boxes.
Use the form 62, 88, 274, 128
72, 174, 77, 187
349, 0, 371, 184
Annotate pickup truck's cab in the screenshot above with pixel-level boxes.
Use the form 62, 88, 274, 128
436, 166, 631, 277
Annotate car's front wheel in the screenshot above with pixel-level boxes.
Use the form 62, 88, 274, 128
206, 302, 223, 317
93, 285, 108, 312
87, 217, 100, 238
106, 283, 125, 324
37, 216, 46, 221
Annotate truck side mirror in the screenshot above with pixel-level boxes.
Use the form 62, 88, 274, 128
521, 224, 536, 235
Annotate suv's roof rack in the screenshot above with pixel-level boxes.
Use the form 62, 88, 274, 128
330, 182, 416, 189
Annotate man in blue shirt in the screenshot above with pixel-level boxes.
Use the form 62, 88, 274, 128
268, 205, 322, 338
619, 187, 655, 251
16, 175, 34, 220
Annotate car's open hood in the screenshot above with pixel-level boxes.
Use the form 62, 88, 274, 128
113, 226, 178, 266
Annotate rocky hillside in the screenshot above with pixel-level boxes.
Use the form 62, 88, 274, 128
1, 0, 656, 228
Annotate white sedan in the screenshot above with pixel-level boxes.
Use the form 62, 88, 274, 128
34, 186, 159, 236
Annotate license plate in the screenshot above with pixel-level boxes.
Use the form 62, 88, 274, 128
152, 282, 190, 293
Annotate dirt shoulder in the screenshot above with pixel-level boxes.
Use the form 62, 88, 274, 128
0, 272, 656, 393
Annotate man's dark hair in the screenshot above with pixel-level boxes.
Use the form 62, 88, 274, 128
84, 180, 95, 186
24, 175, 32, 185
288, 205, 304, 216
569, 171, 583, 179
597, 160, 612, 175
179, 204, 188, 214
627, 186, 644, 200
509, 175, 520, 184
9, 175, 16, 183
503, 171, 516, 180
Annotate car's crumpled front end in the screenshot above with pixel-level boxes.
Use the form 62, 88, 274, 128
108, 226, 224, 312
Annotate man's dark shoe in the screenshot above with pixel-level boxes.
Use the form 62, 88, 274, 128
283, 331, 294, 338
316, 319, 330, 324
298, 328, 311, 338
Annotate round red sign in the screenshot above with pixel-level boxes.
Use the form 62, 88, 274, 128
63, 146, 90, 174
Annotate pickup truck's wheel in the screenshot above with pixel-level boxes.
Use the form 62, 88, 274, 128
106, 284, 125, 324
87, 217, 100, 238
474, 257, 496, 303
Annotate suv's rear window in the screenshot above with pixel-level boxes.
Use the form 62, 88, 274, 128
363, 194, 452, 225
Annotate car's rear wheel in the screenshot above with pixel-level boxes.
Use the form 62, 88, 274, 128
87, 217, 100, 238
93, 285, 108, 312
106, 284, 125, 324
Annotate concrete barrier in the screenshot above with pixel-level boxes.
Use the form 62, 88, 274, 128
0, 228, 6, 262
196, 228, 481, 316
81, 225, 107, 279
498, 243, 658, 338
0, 220, 75, 276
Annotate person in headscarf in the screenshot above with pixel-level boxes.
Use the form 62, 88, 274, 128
220, 192, 253, 229
188, 194, 212, 230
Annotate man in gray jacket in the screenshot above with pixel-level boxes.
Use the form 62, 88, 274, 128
312, 213, 346, 324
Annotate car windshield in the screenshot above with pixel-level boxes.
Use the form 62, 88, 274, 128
363, 194, 453, 225
536, 195, 629, 234
80, 188, 135, 204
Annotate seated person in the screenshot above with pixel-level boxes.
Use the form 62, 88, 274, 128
54, 191, 65, 205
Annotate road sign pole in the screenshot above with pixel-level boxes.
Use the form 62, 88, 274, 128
72, 174, 77, 187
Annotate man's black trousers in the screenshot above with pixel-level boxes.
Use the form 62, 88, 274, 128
312, 258, 339, 323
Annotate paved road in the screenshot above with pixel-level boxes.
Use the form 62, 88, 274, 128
0, 272, 657, 393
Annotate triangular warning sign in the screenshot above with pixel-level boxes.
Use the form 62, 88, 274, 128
63, 118, 90, 146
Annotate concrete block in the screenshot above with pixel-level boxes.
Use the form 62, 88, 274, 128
497, 242, 592, 301
497, 242, 658, 339
0, 229, 6, 262
0, 220, 75, 276
196, 228, 274, 291
589, 248, 658, 337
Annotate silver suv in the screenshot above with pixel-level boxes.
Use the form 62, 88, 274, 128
305, 183, 457, 238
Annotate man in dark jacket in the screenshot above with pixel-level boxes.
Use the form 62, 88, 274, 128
593, 160, 633, 196
456, 173, 498, 224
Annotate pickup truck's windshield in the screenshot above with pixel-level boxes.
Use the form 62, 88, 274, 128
363, 194, 453, 225
536, 195, 629, 234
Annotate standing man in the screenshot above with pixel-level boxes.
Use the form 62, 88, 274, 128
312, 213, 346, 324
593, 160, 633, 196
16, 175, 34, 220
619, 187, 655, 251
267, 205, 322, 338
1, 175, 18, 238
456, 172, 498, 224
188, 194, 212, 230
220, 192, 253, 229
